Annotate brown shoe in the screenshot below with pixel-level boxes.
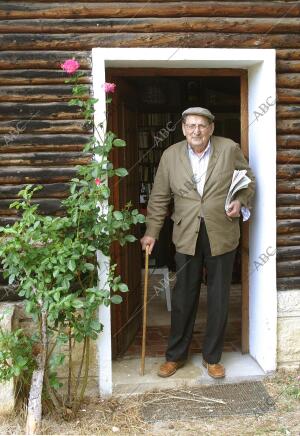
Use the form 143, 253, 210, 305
157, 361, 185, 378
202, 359, 225, 379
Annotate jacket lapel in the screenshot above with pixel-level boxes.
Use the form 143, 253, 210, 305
203, 136, 222, 195
179, 140, 195, 181
178, 137, 222, 198
178, 140, 200, 198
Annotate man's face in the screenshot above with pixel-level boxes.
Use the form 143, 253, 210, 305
182, 115, 214, 150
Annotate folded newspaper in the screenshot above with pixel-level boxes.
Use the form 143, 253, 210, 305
225, 170, 251, 212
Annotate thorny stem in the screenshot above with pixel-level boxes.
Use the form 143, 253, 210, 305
77, 270, 84, 292
45, 338, 58, 368
44, 370, 61, 412
67, 328, 73, 405
73, 336, 90, 414
76, 209, 82, 239
72, 336, 87, 412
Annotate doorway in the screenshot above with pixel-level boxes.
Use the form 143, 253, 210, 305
107, 68, 249, 360
93, 48, 277, 396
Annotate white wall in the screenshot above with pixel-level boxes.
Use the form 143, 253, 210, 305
248, 53, 277, 372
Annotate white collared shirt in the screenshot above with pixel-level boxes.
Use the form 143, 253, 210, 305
187, 140, 250, 221
187, 140, 211, 197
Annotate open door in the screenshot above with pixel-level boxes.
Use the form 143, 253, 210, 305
106, 68, 249, 359
107, 74, 142, 358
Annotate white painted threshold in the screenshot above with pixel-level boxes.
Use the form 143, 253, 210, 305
92, 48, 277, 397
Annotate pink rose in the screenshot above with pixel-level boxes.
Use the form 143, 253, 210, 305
61, 59, 80, 74
103, 82, 116, 93
95, 178, 101, 186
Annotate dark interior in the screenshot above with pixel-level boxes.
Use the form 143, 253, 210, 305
132, 76, 242, 283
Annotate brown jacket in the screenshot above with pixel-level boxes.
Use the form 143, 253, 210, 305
145, 136, 256, 256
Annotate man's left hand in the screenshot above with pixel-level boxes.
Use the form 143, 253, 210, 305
226, 199, 241, 218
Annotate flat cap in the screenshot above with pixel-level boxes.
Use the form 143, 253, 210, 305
182, 107, 215, 121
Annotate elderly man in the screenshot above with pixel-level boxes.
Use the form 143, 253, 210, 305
140, 107, 255, 379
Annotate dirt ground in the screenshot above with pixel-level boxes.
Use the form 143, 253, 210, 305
0, 368, 299, 436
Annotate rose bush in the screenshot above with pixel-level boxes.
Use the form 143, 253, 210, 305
0, 59, 144, 434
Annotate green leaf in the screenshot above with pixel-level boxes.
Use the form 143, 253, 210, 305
125, 234, 136, 243
113, 138, 126, 147
113, 211, 123, 221
87, 245, 96, 252
137, 214, 146, 223
8, 274, 15, 285
68, 259, 76, 272
84, 263, 94, 271
50, 378, 63, 390
90, 319, 101, 331
88, 293, 95, 303
72, 299, 84, 309
100, 185, 110, 199
15, 356, 27, 368
111, 294, 122, 304
118, 283, 129, 293
115, 168, 128, 177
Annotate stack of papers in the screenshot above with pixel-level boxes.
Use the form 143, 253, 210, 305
225, 170, 251, 212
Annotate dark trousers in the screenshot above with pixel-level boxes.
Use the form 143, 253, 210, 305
166, 219, 236, 364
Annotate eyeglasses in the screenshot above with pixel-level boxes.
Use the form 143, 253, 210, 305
184, 123, 211, 131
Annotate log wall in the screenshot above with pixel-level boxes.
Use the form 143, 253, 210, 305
0, 1, 300, 294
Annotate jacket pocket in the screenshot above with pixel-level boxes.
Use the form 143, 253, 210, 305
171, 213, 182, 225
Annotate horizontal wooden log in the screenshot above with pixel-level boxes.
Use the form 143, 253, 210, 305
277, 194, 300, 205
0, 167, 77, 184
0, 103, 82, 120
0, 70, 91, 86
1, 2, 299, 19
277, 206, 300, 218
277, 49, 300, 60
0, 183, 70, 199
0, 133, 89, 152
0, 85, 90, 103
276, 60, 300, 73
1, 33, 300, 50
277, 88, 300, 103
277, 150, 300, 164
277, 164, 300, 179
0, 198, 64, 216
0, 152, 91, 166
1, 17, 299, 34
2, 1, 298, 3
277, 135, 300, 148
277, 260, 300, 277
277, 180, 300, 193
277, 73, 300, 88
277, 104, 300, 119
0, 51, 91, 70
277, 119, 300, 134
277, 246, 300, 260
277, 276, 300, 290
0, 120, 90, 134
277, 219, 300, 233
277, 233, 300, 245
10, 0, 300, 3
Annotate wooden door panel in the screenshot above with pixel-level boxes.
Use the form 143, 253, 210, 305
107, 74, 142, 358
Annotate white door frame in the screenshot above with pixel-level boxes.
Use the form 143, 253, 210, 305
92, 48, 277, 397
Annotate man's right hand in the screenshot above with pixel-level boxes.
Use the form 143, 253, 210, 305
140, 235, 156, 255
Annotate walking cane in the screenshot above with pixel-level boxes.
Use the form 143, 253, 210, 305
140, 244, 150, 375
